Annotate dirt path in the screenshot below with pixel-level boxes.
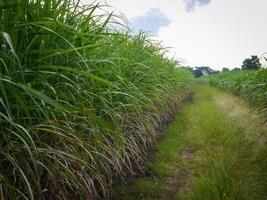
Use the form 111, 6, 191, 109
112, 85, 267, 200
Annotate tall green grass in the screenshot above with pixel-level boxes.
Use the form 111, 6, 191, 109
0, 0, 193, 199
208, 70, 267, 107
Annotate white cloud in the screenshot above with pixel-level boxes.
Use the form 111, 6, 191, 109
157, 0, 267, 69
82, 0, 267, 70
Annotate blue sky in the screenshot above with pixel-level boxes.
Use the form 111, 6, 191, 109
184, 0, 212, 12
85, 0, 267, 70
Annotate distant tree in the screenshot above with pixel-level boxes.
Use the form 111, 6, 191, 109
192, 67, 203, 78
241, 55, 261, 70
191, 66, 216, 78
222, 67, 230, 72
232, 67, 241, 71
211, 70, 220, 74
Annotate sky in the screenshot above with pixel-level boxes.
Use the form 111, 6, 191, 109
86, 0, 267, 70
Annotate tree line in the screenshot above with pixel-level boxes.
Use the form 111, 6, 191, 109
187, 55, 264, 78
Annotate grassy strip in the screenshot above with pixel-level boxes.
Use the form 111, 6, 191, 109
0, 1, 193, 199
113, 85, 267, 200
112, 104, 191, 199
185, 86, 267, 200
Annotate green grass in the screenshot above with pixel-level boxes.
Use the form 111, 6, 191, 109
150, 118, 188, 176
0, 1, 194, 199
208, 70, 267, 107
185, 86, 267, 200
112, 108, 190, 200
113, 85, 267, 200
